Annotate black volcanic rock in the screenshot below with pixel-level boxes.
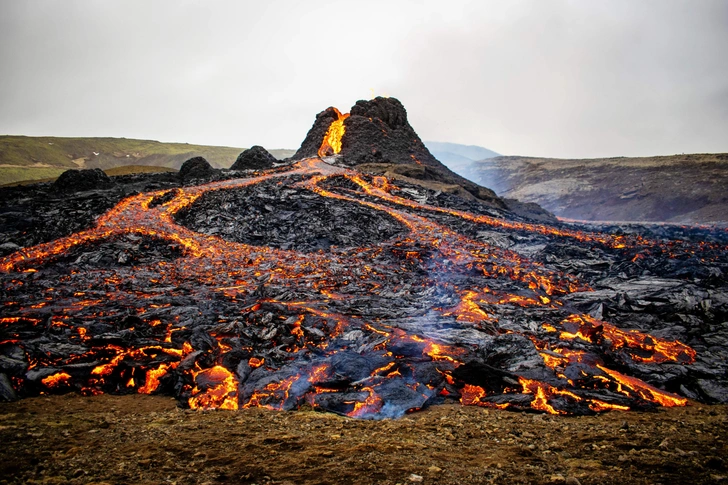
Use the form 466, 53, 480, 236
52, 168, 114, 193
179, 156, 214, 180
176, 176, 408, 252
0, 373, 17, 401
231, 145, 277, 170
342, 97, 432, 167
350, 96, 408, 128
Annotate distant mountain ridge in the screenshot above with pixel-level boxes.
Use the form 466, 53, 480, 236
469, 154, 728, 224
425, 141, 500, 161
424, 141, 499, 181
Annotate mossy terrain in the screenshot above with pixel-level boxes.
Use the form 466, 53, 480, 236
0, 167, 69, 186
0, 135, 295, 185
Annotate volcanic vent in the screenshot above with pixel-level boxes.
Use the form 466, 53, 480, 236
294, 97, 521, 213
1, 98, 727, 418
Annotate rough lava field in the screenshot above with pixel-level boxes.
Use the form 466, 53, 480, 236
1, 98, 727, 484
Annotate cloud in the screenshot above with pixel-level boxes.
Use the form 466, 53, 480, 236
394, 0, 728, 157
0, 0, 726, 157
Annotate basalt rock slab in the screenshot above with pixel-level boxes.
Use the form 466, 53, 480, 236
0, 373, 17, 401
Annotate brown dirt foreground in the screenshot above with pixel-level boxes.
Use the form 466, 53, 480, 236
1, 395, 726, 485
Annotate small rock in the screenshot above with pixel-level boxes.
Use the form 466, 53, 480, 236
179, 156, 214, 180
408, 474, 424, 482
0, 373, 18, 402
0, 242, 20, 252
52, 168, 114, 193
231, 145, 278, 170
428, 465, 442, 474
565, 477, 582, 485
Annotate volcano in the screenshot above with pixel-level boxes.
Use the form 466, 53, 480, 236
1, 97, 727, 418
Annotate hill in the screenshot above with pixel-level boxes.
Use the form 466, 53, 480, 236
425, 141, 499, 181
468, 153, 728, 224
0, 135, 295, 185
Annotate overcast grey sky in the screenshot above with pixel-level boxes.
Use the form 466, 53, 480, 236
1, 0, 726, 158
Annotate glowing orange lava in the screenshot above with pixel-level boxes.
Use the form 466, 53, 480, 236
318, 108, 350, 157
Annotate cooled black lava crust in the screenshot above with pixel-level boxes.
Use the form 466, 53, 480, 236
175, 178, 409, 252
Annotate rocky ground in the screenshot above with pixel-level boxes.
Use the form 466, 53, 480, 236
467, 154, 728, 224
1, 394, 726, 485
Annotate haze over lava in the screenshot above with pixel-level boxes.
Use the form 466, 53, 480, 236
1, 98, 727, 418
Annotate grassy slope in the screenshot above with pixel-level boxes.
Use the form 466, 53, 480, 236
0, 165, 179, 187
0, 167, 69, 186
0, 135, 296, 185
104, 165, 178, 176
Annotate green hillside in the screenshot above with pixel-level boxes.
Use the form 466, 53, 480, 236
1, 165, 179, 188
0, 135, 296, 185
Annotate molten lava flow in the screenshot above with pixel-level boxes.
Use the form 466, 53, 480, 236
318, 108, 350, 157
441, 290, 491, 324
138, 362, 178, 394
556, 314, 696, 364
460, 384, 487, 406
189, 366, 239, 410
520, 378, 568, 415
596, 365, 687, 407
348, 386, 383, 418
0, 156, 706, 417
41, 372, 72, 389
